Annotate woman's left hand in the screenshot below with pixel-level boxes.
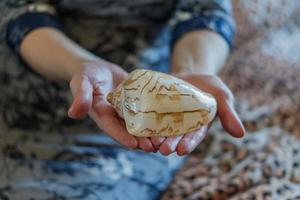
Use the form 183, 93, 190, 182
151, 73, 245, 156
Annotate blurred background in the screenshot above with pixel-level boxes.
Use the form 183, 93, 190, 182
0, 0, 300, 199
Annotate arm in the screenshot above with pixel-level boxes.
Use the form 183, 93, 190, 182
171, 30, 229, 75
20, 27, 98, 81
170, 0, 235, 75
5, 4, 139, 149
4, 3, 97, 81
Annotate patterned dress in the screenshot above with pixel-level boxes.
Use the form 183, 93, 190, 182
0, 0, 234, 199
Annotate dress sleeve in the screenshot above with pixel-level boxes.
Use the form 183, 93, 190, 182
1, 0, 62, 54
170, 0, 236, 48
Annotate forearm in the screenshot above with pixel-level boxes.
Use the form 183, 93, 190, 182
20, 27, 98, 81
171, 30, 229, 75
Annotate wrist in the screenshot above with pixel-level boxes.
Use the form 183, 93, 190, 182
171, 55, 219, 75
171, 30, 229, 75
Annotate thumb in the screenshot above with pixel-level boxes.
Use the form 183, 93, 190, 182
68, 75, 93, 119
218, 99, 245, 138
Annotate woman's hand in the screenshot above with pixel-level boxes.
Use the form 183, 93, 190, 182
150, 30, 245, 156
155, 73, 245, 156
67, 60, 140, 149
68, 60, 164, 152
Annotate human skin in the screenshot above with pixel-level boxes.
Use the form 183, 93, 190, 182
19, 27, 245, 156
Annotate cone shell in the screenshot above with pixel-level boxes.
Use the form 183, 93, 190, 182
107, 69, 217, 137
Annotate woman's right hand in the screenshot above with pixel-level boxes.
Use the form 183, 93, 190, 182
67, 60, 141, 149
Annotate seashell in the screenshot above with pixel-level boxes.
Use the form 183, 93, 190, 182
107, 69, 217, 137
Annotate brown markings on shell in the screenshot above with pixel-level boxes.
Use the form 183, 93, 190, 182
115, 106, 121, 115
124, 85, 141, 91
155, 93, 180, 102
143, 127, 181, 136
140, 128, 157, 136
154, 112, 183, 128
107, 89, 121, 105
168, 126, 173, 133
125, 106, 137, 116
125, 105, 210, 132
140, 75, 154, 94
159, 73, 173, 80
155, 93, 165, 102
172, 129, 181, 135
158, 84, 178, 92
155, 93, 192, 102
125, 107, 209, 119
107, 92, 113, 104
154, 109, 210, 134
107, 89, 123, 115
148, 75, 179, 93
148, 77, 162, 92
169, 94, 181, 101
125, 96, 140, 102
201, 115, 209, 124
140, 123, 180, 136
124, 70, 148, 86
186, 121, 204, 133
127, 122, 135, 130
200, 109, 211, 123
172, 112, 184, 124
158, 123, 170, 134
185, 110, 211, 132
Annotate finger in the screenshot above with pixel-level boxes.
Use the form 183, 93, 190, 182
217, 99, 245, 138
151, 137, 166, 150
68, 76, 93, 119
159, 135, 183, 156
207, 79, 245, 138
89, 109, 138, 149
138, 137, 155, 152
176, 126, 208, 156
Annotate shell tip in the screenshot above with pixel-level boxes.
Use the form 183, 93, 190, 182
107, 92, 113, 104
